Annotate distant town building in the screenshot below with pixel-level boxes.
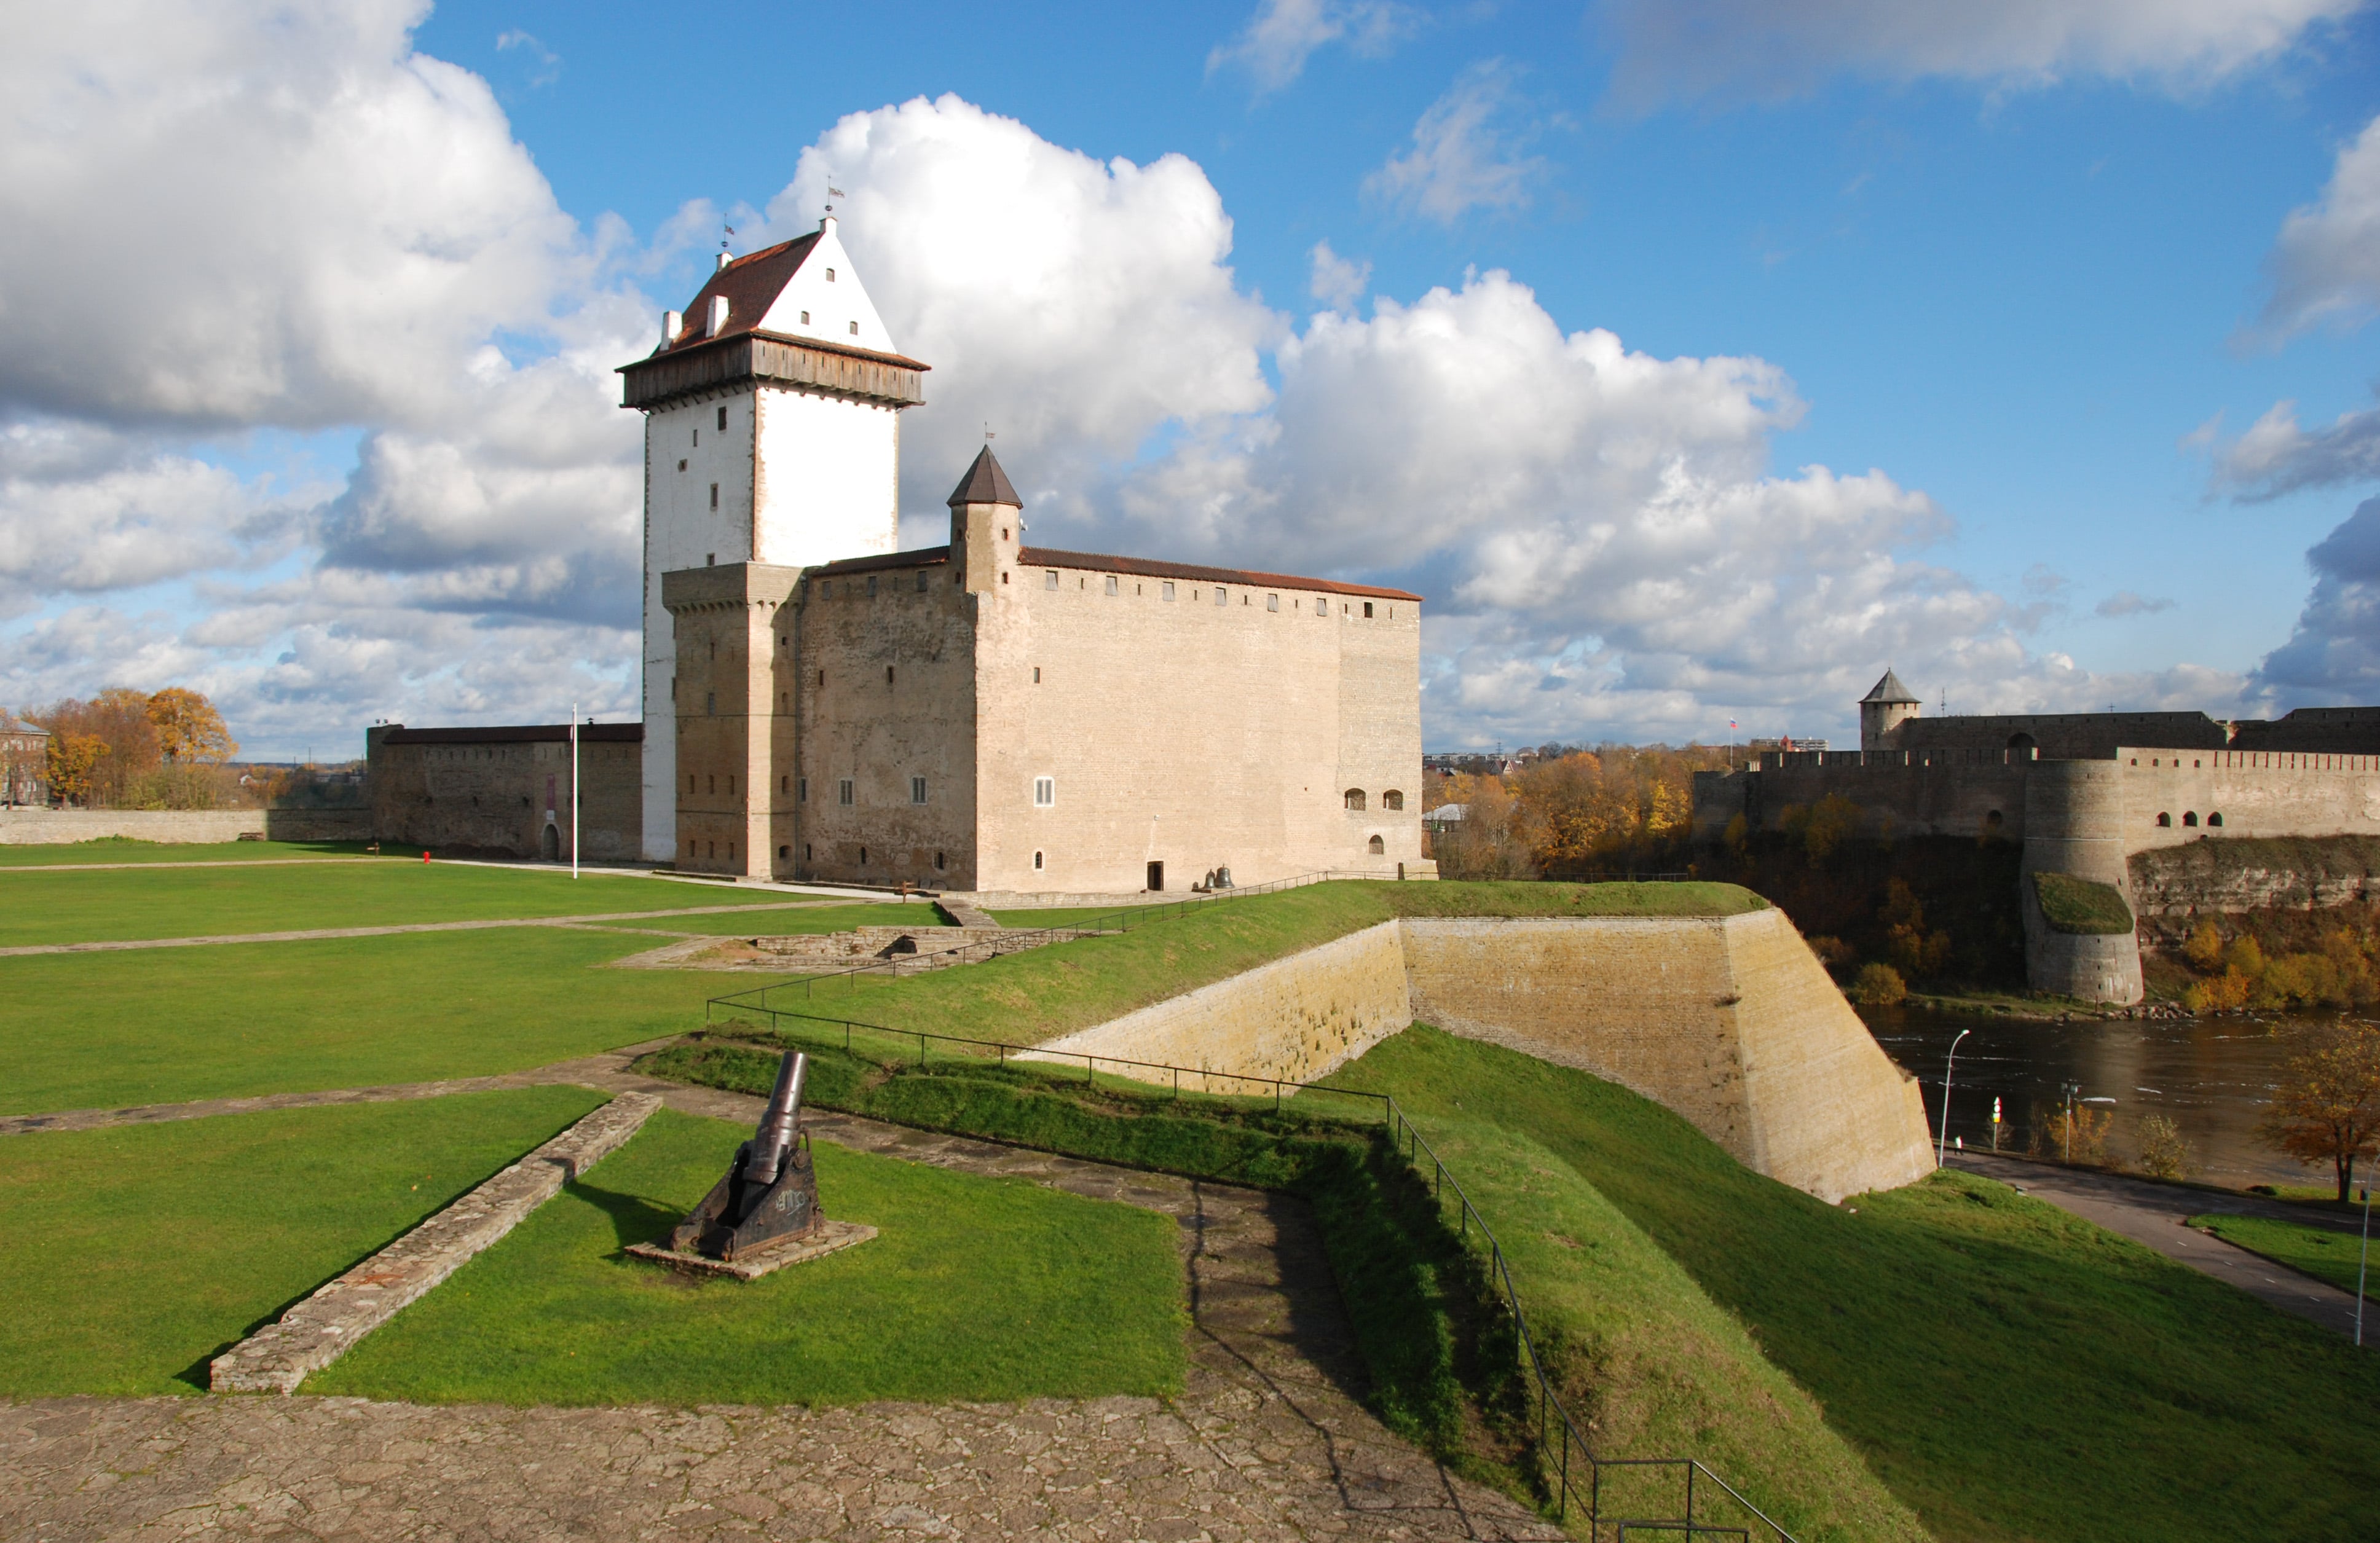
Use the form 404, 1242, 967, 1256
0, 718, 49, 806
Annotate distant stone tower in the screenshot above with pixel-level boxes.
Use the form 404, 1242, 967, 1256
1859, 669, 1920, 752
619, 218, 928, 862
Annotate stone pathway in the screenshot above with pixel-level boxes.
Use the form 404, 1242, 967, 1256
0, 901, 850, 959
1947, 1150, 2369, 1340
1, 1058, 1561, 1542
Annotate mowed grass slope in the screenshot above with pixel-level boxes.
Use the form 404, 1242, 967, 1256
0, 1085, 604, 1395
779, 881, 1764, 1046
1331, 1027, 2380, 1543
312, 1108, 1186, 1407
0, 860, 830, 946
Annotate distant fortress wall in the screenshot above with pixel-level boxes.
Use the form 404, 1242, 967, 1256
1692, 747, 2380, 857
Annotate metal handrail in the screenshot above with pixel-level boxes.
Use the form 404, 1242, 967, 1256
709, 867, 1383, 1008
684, 1007, 1800, 1541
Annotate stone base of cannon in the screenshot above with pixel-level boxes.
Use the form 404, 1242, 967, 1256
626, 1218, 877, 1281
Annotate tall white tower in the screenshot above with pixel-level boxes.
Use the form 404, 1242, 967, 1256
618, 218, 928, 861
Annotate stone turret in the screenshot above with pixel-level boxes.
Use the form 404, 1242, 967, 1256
2019, 760, 2145, 1004
1859, 669, 1920, 752
947, 446, 1022, 595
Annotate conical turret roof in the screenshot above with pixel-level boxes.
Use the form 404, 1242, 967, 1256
1862, 669, 1918, 705
946, 446, 1022, 508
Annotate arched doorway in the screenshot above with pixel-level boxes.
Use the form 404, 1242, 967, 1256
541, 823, 560, 860
2008, 732, 2037, 760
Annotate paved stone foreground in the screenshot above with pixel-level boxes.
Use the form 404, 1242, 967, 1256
2, 1069, 1562, 1542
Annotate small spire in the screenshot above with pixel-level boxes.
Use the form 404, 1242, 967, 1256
945, 446, 1022, 508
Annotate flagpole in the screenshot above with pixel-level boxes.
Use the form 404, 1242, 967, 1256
570, 703, 579, 881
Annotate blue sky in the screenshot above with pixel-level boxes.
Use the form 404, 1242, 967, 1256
4, 0, 2379, 755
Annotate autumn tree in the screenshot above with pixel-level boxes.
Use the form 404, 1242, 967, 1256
2257, 1021, 2380, 1201
45, 732, 108, 807
146, 688, 237, 764
31, 691, 160, 807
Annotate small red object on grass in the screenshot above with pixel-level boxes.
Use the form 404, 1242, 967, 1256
422, 850, 430, 863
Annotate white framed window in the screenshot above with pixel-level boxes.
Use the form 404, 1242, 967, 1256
1034, 776, 1055, 807
1162, 582, 1175, 601
1045, 570, 1059, 589
838, 779, 854, 806
1105, 575, 1119, 595
1267, 593, 1279, 611
912, 775, 928, 805
1315, 597, 1327, 616
1214, 587, 1227, 607
849, 321, 859, 336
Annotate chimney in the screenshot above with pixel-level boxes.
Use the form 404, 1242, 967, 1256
706, 295, 730, 337
715, 249, 733, 272
660, 310, 681, 348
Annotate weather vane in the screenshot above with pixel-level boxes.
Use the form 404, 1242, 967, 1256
721, 222, 735, 253
826, 176, 845, 215
984, 422, 996, 442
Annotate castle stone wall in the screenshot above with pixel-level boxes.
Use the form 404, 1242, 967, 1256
369, 728, 640, 861
1401, 911, 1935, 1203
790, 557, 980, 890
972, 558, 1422, 895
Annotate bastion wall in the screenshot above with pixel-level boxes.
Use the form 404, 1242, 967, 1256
1040, 910, 1936, 1203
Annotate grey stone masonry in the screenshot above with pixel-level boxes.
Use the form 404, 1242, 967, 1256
209, 1093, 661, 1394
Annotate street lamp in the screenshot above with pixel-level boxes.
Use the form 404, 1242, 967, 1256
2060, 1080, 2082, 1164
1937, 1027, 1972, 1169
2358, 1180, 2372, 1348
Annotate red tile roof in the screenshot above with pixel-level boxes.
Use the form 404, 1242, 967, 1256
806, 543, 1422, 603
660, 235, 819, 355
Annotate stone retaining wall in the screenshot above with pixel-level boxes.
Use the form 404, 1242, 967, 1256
0, 808, 370, 845
1039, 910, 1934, 1203
210, 1093, 659, 1393
1034, 921, 1411, 1092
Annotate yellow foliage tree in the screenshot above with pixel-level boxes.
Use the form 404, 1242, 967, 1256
2256, 1021, 2380, 1201
45, 732, 108, 807
146, 688, 237, 764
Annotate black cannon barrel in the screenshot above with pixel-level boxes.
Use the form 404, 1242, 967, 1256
745, 1050, 807, 1185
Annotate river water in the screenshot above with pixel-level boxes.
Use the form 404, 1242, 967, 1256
1862, 1007, 2357, 1191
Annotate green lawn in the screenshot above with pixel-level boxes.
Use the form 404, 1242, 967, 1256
577, 901, 943, 937
0, 927, 736, 1114
1329, 1027, 2380, 1543
311, 1107, 1186, 1407
2190, 1212, 2378, 1299
0, 861, 822, 947
0, 1086, 604, 1396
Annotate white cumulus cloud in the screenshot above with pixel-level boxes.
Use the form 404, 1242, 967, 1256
746, 95, 1283, 530
1365, 61, 1550, 225
2250, 112, 2380, 345
1207, 0, 1420, 93
1598, 0, 2364, 109
2213, 395, 2380, 498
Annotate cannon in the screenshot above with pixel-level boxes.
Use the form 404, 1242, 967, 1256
667, 1050, 825, 1261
